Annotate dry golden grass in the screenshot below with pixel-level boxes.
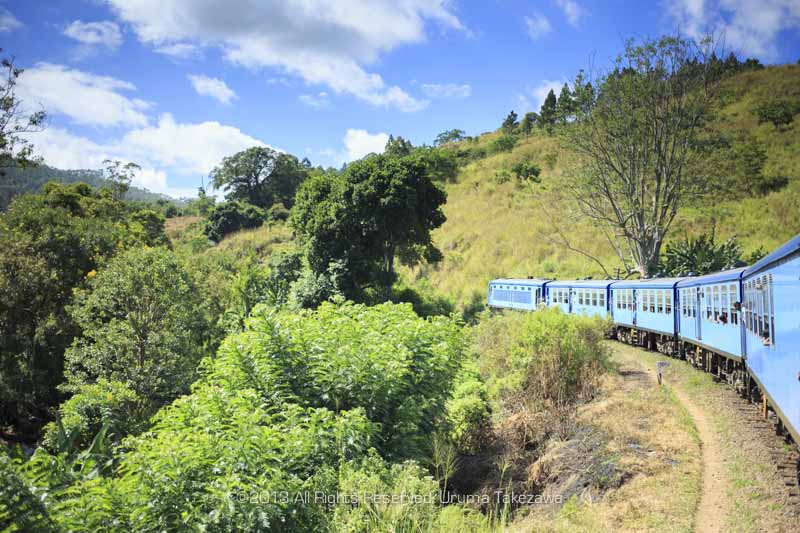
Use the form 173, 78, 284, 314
509, 342, 702, 532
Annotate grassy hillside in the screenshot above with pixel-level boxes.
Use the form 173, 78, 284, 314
402, 64, 800, 308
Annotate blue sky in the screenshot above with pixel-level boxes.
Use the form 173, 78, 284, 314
3, 0, 800, 198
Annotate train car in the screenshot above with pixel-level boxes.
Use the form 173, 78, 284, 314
741, 235, 800, 443
487, 278, 549, 311
610, 278, 685, 352
676, 268, 746, 384
546, 280, 615, 318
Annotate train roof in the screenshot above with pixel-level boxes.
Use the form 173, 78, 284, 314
610, 277, 688, 289
547, 279, 618, 288
743, 233, 800, 278
489, 278, 551, 286
676, 267, 746, 287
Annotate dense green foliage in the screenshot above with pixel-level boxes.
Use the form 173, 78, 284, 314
203, 200, 266, 242
659, 232, 764, 276
0, 183, 167, 433
210, 146, 308, 209
41, 380, 146, 452
63, 247, 210, 406
292, 150, 447, 300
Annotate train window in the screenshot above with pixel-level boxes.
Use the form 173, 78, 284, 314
705, 287, 712, 319
720, 285, 728, 324
648, 290, 654, 312
591, 290, 597, 307
713, 285, 720, 322
600, 291, 605, 308
666, 292, 671, 314
657, 291, 663, 313
729, 284, 737, 325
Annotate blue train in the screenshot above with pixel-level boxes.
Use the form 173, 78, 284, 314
488, 234, 800, 445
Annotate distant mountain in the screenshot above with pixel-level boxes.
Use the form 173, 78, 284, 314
0, 164, 177, 209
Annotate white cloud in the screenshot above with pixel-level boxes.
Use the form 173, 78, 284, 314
64, 20, 123, 48
555, 0, 588, 26
121, 113, 266, 175
298, 91, 330, 108
104, 0, 465, 112
188, 74, 237, 104
342, 128, 389, 162
517, 79, 565, 113
155, 42, 199, 59
668, 0, 800, 60
420, 83, 472, 99
24, 115, 268, 198
17, 63, 150, 127
0, 7, 22, 32
524, 13, 552, 39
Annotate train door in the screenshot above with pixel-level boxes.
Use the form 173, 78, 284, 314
695, 287, 702, 340
568, 288, 573, 313
632, 289, 637, 326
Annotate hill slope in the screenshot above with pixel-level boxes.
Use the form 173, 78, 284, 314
403, 64, 800, 308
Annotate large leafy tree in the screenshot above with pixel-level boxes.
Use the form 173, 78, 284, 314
210, 146, 308, 209
562, 35, 720, 277
63, 247, 210, 406
292, 150, 447, 299
0, 183, 162, 435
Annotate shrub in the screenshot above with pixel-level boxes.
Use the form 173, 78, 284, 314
203, 201, 266, 242
488, 134, 517, 154
511, 161, 541, 183
41, 380, 146, 452
755, 99, 797, 127
475, 308, 610, 410
266, 202, 291, 222
446, 362, 491, 455
204, 300, 464, 459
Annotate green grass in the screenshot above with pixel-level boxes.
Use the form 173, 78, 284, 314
403, 64, 800, 310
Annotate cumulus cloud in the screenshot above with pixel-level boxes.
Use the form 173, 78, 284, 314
342, 128, 389, 162
104, 0, 465, 111
64, 20, 123, 48
0, 7, 22, 32
517, 79, 565, 113
524, 13, 552, 39
188, 74, 237, 104
24, 114, 268, 198
298, 91, 330, 108
420, 83, 472, 99
668, 0, 800, 60
17, 63, 150, 127
555, 0, 588, 26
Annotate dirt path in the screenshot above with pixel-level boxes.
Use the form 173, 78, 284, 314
613, 350, 730, 532
671, 387, 728, 533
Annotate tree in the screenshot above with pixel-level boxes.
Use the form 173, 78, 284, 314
0, 183, 162, 435
537, 90, 557, 132
501, 110, 518, 133
555, 83, 576, 123
0, 50, 46, 207
210, 146, 308, 209
102, 159, 139, 201
434, 129, 466, 146
520, 112, 538, 135
384, 135, 414, 158
0, 50, 46, 173
63, 247, 209, 406
291, 151, 447, 300
562, 35, 720, 277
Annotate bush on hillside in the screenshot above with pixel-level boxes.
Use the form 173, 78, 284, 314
41, 380, 147, 452
755, 99, 797, 127
203, 201, 266, 242
488, 134, 517, 154
474, 308, 610, 410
